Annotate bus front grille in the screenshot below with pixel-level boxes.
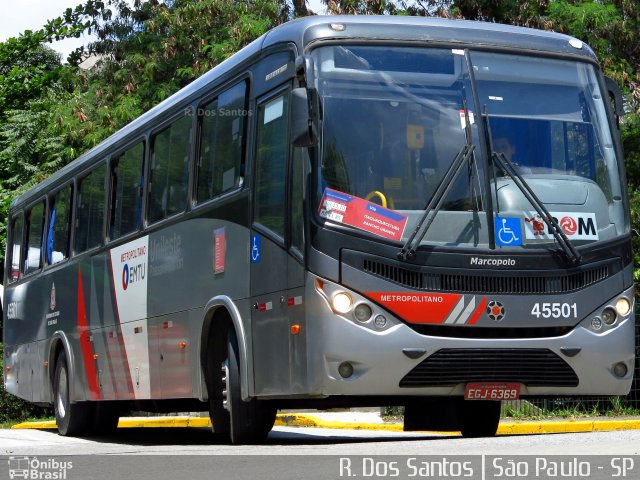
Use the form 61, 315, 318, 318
399, 348, 579, 388
363, 259, 609, 294
407, 324, 574, 339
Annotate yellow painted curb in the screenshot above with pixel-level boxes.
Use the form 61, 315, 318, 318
11, 420, 57, 429
10, 414, 640, 435
282, 415, 640, 435
116, 416, 212, 428
275, 414, 404, 432
10, 417, 212, 430
498, 419, 640, 435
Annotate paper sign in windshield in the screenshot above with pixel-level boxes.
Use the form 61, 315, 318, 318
319, 188, 407, 241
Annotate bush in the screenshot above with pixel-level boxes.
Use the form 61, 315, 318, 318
0, 343, 53, 424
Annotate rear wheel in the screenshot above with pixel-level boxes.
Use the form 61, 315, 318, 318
224, 328, 276, 444
53, 353, 93, 436
459, 400, 501, 438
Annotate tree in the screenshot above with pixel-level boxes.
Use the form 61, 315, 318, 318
0, 0, 285, 266
322, 0, 400, 15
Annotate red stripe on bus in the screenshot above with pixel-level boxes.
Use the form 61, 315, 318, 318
107, 251, 135, 398
364, 292, 462, 324
77, 266, 101, 400
467, 297, 487, 325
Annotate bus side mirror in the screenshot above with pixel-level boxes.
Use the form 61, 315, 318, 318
291, 87, 319, 148
605, 76, 624, 127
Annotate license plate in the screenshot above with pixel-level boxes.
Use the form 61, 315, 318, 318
465, 382, 520, 400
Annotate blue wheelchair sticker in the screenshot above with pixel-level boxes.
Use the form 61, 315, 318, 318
250, 234, 261, 263
494, 217, 522, 246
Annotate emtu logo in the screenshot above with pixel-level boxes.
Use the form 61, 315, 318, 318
122, 264, 130, 290
122, 262, 145, 291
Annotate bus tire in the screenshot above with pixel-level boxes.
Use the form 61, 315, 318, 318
225, 328, 276, 444
53, 353, 93, 436
459, 400, 501, 438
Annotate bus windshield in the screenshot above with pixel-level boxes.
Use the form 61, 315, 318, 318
313, 45, 628, 249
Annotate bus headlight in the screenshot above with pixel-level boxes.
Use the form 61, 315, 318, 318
338, 362, 354, 378
315, 276, 398, 331
601, 307, 617, 326
332, 293, 352, 314
615, 297, 631, 317
354, 303, 373, 322
613, 362, 628, 378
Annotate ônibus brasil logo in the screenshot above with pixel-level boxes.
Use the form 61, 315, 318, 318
8, 456, 73, 480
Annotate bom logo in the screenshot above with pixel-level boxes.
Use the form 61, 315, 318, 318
560, 216, 577, 235
122, 262, 145, 291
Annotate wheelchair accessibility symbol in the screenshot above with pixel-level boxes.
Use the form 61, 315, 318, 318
494, 217, 522, 246
251, 234, 261, 263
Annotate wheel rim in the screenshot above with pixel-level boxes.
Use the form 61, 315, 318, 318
57, 367, 68, 419
221, 359, 230, 412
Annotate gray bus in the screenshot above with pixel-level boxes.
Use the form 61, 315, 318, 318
3, 16, 635, 444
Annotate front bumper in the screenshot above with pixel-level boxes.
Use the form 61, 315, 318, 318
304, 277, 635, 397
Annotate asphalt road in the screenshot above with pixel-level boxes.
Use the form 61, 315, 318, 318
3, 425, 640, 455
2, 427, 640, 480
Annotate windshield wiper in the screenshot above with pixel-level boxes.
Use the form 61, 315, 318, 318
398, 105, 475, 261
491, 151, 582, 265
481, 104, 582, 265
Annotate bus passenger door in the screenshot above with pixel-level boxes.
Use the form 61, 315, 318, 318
250, 88, 303, 396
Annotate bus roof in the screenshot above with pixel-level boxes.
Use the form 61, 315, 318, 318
264, 15, 596, 60
10, 15, 597, 210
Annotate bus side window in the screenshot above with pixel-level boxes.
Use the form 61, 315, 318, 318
148, 116, 192, 223
8, 214, 24, 283
24, 202, 45, 275
76, 164, 107, 253
255, 92, 290, 239
47, 185, 73, 265
110, 142, 145, 239
196, 81, 247, 203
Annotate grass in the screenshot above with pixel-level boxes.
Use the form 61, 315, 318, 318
381, 398, 640, 423
1, 416, 55, 429
501, 397, 640, 421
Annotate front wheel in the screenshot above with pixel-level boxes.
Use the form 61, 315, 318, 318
53, 353, 93, 436
224, 328, 276, 444
459, 400, 501, 438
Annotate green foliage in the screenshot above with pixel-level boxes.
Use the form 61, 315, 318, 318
0, 343, 53, 424
0, 0, 282, 267
0, 45, 63, 121
322, 0, 400, 15
42, 0, 282, 155
0, 87, 73, 264
546, 1, 639, 115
